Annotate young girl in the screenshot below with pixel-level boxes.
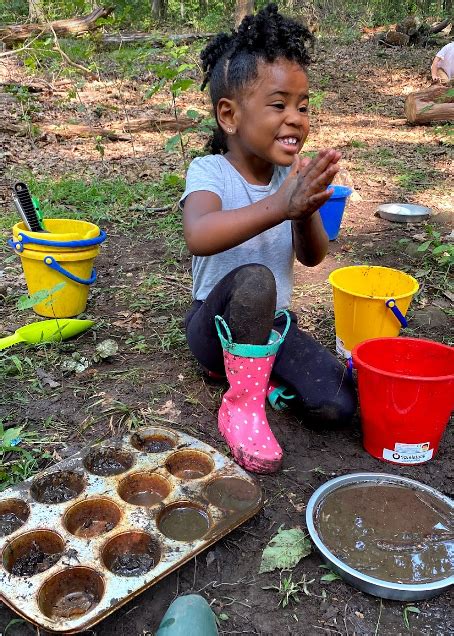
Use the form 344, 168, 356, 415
180, 3, 357, 474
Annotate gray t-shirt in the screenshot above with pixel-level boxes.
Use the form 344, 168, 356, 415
180, 154, 294, 310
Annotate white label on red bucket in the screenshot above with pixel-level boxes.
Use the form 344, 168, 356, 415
336, 336, 351, 358
395, 442, 431, 454
383, 447, 434, 464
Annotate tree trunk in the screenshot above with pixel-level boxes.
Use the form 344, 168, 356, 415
234, 0, 255, 28
151, 0, 166, 20
29, 0, 45, 22
404, 83, 454, 124
0, 7, 114, 46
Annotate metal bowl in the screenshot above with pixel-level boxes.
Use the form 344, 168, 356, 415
376, 203, 431, 223
306, 473, 454, 601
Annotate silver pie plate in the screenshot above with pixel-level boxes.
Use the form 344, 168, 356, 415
377, 203, 432, 223
306, 473, 454, 601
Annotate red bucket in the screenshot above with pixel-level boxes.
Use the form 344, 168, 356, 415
352, 337, 454, 465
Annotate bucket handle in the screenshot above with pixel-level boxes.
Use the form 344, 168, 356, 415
44, 255, 97, 285
386, 298, 408, 328
346, 357, 354, 380
12, 229, 107, 253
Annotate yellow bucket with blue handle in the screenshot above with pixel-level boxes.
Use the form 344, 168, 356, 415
329, 265, 419, 358
9, 219, 106, 317
12, 219, 104, 252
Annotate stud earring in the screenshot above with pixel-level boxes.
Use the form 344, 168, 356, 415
227, 127, 234, 134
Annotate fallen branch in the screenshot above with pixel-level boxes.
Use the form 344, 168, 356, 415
429, 17, 452, 34
0, 115, 199, 139
49, 24, 96, 79
0, 6, 114, 46
102, 31, 214, 48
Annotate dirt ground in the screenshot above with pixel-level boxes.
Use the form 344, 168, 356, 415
0, 33, 453, 636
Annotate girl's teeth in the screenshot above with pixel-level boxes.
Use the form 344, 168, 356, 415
280, 138, 297, 145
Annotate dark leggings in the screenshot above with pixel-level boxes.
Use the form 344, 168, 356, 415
185, 264, 357, 428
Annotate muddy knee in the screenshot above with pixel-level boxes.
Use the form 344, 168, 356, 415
300, 390, 358, 429
227, 264, 276, 344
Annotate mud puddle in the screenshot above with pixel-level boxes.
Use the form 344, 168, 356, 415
316, 483, 454, 584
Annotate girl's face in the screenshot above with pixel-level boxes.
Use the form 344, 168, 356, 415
223, 58, 310, 173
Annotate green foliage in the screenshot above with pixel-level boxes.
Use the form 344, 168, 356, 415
146, 39, 216, 165
416, 227, 454, 268
17, 283, 66, 310
402, 605, 420, 629
0, 419, 52, 491
319, 565, 342, 583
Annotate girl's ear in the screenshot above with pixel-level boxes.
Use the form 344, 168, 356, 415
217, 97, 239, 134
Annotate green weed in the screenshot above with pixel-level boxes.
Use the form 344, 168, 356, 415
0, 420, 53, 491
263, 572, 315, 608
402, 605, 420, 629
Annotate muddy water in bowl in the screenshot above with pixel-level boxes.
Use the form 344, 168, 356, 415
315, 483, 454, 584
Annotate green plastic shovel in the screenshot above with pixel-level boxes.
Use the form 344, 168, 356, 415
0, 319, 94, 351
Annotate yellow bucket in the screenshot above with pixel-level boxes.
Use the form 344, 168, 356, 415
329, 266, 419, 357
18, 246, 100, 317
12, 219, 105, 253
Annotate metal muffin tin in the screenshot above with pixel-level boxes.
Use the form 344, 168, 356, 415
306, 473, 454, 601
0, 427, 263, 633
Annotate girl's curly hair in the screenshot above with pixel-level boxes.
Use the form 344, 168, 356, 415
201, 3, 314, 154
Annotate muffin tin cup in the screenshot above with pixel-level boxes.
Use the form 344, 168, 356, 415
0, 427, 263, 633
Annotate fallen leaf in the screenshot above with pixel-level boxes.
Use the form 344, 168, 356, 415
35, 368, 61, 388
259, 527, 311, 574
155, 400, 181, 420
95, 339, 118, 359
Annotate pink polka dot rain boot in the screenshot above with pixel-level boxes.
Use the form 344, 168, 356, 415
215, 311, 291, 474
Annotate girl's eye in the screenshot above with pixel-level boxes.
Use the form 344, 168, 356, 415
299, 105, 308, 113
272, 103, 285, 109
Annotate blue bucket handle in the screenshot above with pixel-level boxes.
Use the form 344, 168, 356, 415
386, 298, 408, 328
44, 255, 97, 285
11, 229, 107, 253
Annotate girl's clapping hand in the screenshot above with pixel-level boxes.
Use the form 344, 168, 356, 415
278, 149, 341, 222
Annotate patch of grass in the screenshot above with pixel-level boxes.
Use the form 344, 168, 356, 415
347, 139, 368, 149
1, 173, 185, 231
395, 168, 432, 192
0, 418, 56, 492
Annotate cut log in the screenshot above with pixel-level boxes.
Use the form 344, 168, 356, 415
0, 115, 199, 139
404, 84, 454, 124
379, 31, 410, 46
0, 7, 114, 46
429, 18, 452, 34
102, 31, 214, 48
